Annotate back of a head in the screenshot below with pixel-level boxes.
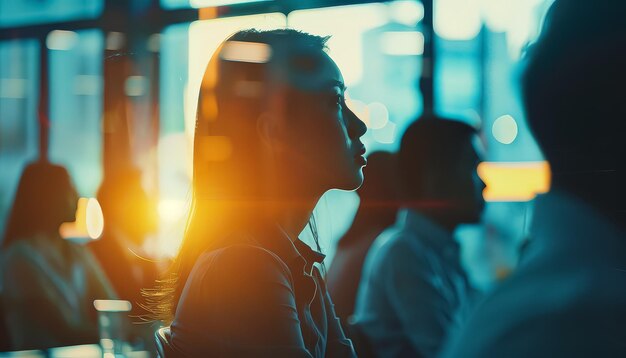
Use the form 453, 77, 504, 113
2, 161, 77, 248
398, 116, 477, 200
522, 0, 626, 215
193, 29, 330, 208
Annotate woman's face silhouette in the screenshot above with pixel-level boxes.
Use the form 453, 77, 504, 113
272, 52, 368, 193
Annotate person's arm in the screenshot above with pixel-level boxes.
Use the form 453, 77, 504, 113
382, 240, 452, 358
175, 245, 313, 357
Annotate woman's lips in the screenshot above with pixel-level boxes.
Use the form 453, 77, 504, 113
355, 154, 367, 166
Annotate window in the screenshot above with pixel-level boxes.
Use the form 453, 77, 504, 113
0, 0, 103, 28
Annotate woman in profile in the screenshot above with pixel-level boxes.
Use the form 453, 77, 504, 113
1, 161, 116, 350
148, 29, 367, 357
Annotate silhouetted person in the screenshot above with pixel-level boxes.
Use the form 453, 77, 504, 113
1, 161, 116, 350
89, 169, 160, 317
354, 118, 485, 358
327, 151, 399, 326
441, 1, 626, 357
146, 29, 366, 356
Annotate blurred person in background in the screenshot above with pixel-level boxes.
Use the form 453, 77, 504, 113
90, 168, 161, 317
441, 1, 626, 356
327, 151, 400, 327
1, 161, 117, 350
354, 117, 484, 358
145, 29, 367, 357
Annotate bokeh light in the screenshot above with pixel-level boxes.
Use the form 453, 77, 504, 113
158, 199, 188, 224
492, 114, 518, 144
59, 197, 104, 240
372, 120, 397, 144
86, 198, 104, 239
367, 102, 390, 130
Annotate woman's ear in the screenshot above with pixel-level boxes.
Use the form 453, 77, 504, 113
257, 111, 278, 150
258, 89, 288, 152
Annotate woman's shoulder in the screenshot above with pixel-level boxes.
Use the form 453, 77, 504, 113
178, 243, 296, 309
194, 243, 292, 279
2, 235, 47, 266
2, 237, 65, 294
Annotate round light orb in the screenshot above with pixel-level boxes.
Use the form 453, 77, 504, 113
492, 114, 518, 144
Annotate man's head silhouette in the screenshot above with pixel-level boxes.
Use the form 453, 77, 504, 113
399, 116, 485, 229
522, 0, 626, 224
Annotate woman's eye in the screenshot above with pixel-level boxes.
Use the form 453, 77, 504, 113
332, 94, 343, 107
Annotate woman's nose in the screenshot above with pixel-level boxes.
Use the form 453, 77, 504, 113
347, 108, 367, 139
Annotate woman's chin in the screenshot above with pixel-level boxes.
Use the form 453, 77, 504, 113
335, 171, 364, 192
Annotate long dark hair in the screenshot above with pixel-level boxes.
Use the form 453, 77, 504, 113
143, 29, 330, 323
2, 161, 77, 249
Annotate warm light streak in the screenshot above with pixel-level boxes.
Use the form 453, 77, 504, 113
478, 161, 551, 202
199, 7, 218, 20
158, 199, 187, 222
219, 41, 272, 64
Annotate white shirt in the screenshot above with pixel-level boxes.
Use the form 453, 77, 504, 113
354, 209, 474, 358
441, 191, 626, 358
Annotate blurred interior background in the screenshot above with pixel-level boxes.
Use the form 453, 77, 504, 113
0, 0, 554, 293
